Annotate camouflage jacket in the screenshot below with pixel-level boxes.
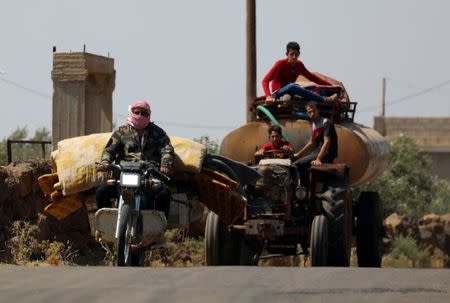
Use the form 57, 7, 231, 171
100, 123, 174, 168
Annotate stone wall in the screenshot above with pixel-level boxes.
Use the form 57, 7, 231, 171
0, 161, 94, 256
0, 161, 52, 242
384, 213, 450, 266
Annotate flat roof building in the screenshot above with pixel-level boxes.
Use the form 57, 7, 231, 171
374, 116, 450, 180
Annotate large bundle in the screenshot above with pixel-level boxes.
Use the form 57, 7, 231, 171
39, 133, 248, 224
51, 133, 111, 196
50, 133, 207, 196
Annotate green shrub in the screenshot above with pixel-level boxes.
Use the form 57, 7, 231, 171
390, 235, 430, 268
357, 135, 450, 218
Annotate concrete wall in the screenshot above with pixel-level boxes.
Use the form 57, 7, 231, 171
426, 150, 450, 180
51, 52, 115, 145
374, 116, 450, 180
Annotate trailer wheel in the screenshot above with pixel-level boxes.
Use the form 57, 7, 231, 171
356, 191, 383, 267
205, 211, 220, 265
205, 211, 240, 265
310, 215, 328, 266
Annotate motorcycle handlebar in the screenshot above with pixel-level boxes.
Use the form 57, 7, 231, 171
96, 162, 170, 183
146, 167, 171, 183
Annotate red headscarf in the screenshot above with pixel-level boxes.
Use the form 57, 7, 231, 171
126, 99, 151, 130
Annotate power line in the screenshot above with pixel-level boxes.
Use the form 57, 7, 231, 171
0, 77, 51, 100
114, 113, 236, 130
359, 79, 450, 113
155, 120, 236, 130
1, 77, 236, 130
387, 79, 450, 106
386, 77, 450, 98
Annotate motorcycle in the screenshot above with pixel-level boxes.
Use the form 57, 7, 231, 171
94, 161, 171, 266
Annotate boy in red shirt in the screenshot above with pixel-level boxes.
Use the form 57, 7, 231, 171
255, 125, 293, 157
262, 41, 337, 102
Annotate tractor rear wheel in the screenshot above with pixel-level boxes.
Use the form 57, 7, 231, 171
319, 186, 352, 266
356, 191, 383, 267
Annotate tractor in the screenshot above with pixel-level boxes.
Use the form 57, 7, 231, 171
204, 82, 388, 267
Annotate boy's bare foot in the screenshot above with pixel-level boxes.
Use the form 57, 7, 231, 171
324, 93, 338, 102
279, 94, 291, 102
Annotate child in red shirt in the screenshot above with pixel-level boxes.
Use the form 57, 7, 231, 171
262, 42, 337, 102
255, 125, 293, 157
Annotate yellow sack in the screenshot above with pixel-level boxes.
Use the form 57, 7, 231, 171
37, 173, 59, 197
44, 193, 84, 220
171, 136, 206, 173
51, 133, 112, 196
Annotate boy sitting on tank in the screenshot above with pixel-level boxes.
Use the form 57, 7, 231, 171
262, 41, 338, 103
293, 101, 338, 188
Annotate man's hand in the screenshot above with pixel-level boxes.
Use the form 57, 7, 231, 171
97, 163, 109, 172
311, 159, 322, 166
254, 148, 264, 157
160, 166, 171, 175
281, 145, 292, 152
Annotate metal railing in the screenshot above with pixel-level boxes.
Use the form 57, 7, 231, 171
6, 139, 52, 164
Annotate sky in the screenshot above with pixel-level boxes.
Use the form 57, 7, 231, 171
1, 0, 449, 143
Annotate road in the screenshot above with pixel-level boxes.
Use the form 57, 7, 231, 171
0, 266, 449, 303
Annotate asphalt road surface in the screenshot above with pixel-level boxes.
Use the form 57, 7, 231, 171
0, 266, 449, 303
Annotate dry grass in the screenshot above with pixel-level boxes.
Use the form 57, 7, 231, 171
6, 221, 78, 266
4, 220, 446, 268
382, 248, 446, 268
146, 229, 205, 267
96, 229, 206, 267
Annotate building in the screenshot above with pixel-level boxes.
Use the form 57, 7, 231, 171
51, 51, 115, 145
374, 117, 450, 180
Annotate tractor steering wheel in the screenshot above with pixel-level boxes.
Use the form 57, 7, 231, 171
263, 149, 293, 159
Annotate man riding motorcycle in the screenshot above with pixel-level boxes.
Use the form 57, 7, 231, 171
96, 99, 175, 217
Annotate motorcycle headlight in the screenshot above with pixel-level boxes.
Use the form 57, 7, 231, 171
120, 172, 140, 187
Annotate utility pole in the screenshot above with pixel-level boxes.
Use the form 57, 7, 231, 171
381, 77, 386, 117
246, 0, 256, 122
380, 77, 387, 136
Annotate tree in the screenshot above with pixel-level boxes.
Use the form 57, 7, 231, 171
0, 126, 52, 165
426, 178, 450, 215
358, 134, 450, 218
193, 135, 219, 155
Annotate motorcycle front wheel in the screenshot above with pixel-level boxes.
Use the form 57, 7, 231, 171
117, 204, 132, 266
